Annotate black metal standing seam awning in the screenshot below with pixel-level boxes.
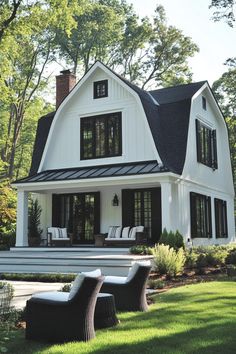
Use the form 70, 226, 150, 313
13, 160, 169, 184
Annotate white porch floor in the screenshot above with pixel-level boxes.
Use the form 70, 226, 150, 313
1, 248, 153, 276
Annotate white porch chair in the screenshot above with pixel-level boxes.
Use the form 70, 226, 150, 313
47, 227, 72, 246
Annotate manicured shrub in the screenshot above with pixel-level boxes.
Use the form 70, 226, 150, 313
60, 283, 72, 292
185, 249, 198, 268
151, 244, 186, 278
129, 245, 152, 255
148, 279, 165, 289
0, 282, 14, 316
0, 273, 76, 283
225, 248, 236, 265
0, 233, 16, 250
159, 228, 185, 250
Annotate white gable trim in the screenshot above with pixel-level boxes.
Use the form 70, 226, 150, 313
38, 61, 162, 172
192, 82, 227, 129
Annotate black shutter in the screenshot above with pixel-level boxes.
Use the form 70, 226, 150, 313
190, 192, 197, 238
214, 198, 220, 238
206, 196, 212, 238
94, 192, 100, 234
52, 194, 61, 227
122, 189, 133, 227
212, 129, 218, 170
223, 201, 228, 237
195, 119, 201, 162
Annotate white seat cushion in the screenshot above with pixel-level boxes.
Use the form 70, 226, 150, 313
51, 237, 70, 241
121, 227, 130, 238
105, 237, 135, 241
32, 291, 69, 302
104, 276, 127, 284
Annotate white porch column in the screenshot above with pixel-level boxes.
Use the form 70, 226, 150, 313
15, 190, 29, 247
161, 181, 172, 232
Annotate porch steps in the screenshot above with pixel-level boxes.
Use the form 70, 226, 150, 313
0, 249, 153, 276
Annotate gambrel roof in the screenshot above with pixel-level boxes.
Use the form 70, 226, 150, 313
29, 62, 207, 178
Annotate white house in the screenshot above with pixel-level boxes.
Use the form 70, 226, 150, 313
13, 61, 235, 247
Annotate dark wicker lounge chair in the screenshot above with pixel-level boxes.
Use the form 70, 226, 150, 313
100, 263, 151, 312
25, 275, 104, 342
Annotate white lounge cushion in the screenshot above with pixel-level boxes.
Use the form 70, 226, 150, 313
121, 227, 130, 238
136, 225, 144, 232
32, 291, 69, 302
68, 269, 101, 300
129, 227, 137, 239
104, 276, 127, 284
126, 261, 151, 282
68, 273, 85, 300
60, 228, 68, 238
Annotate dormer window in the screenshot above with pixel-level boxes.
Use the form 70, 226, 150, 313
196, 119, 218, 170
94, 80, 108, 99
202, 96, 206, 110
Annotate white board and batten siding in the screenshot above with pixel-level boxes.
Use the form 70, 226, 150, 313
41, 68, 157, 172
181, 87, 235, 244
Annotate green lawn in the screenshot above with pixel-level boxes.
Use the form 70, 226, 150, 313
3, 281, 236, 354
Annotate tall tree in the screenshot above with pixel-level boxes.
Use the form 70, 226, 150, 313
56, 3, 198, 89
0, 0, 83, 179
210, 0, 236, 26
0, 0, 22, 43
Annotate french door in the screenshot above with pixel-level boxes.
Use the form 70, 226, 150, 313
52, 192, 100, 244
122, 188, 161, 244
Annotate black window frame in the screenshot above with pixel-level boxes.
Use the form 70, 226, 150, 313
190, 192, 212, 238
196, 119, 218, 170
214, 198, 228, 238
80, 112, 122, 160
93, 80, 108, 99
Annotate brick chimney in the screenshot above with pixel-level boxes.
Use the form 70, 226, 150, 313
56, 69, 76, 109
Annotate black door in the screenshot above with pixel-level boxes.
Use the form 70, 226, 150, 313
122, 188, 161, 244
52, 192, 100, 244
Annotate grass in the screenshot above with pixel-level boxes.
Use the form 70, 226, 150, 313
2, 281, 236, 354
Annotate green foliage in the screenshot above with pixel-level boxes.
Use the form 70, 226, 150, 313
225, 247, 236, 264
129, 245, 152, 255
0, 282, 14, 316
55, 2, 198, 88
210, 0, 235, 27
151, 244, 186, 277
0, 273, 76, 283
28, 198, 42, 239
185, 245, 230, 269
60, 283, 72, 292
159, 228, 185, 250
0, 179, 16, 245
148, 278, 165, 290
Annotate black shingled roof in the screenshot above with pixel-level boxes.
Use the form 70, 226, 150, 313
27, 62, 207, 181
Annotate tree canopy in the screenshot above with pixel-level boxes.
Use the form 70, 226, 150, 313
210, 0, 236, 26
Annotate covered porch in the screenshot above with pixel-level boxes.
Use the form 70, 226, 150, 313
14, 162, 180, 248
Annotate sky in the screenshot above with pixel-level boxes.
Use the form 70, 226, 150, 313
128, 0, 236, 85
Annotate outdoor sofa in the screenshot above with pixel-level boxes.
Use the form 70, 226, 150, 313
95, 225, 146, 247
47, 227, 72, 246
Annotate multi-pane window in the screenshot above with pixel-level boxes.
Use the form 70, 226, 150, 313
81, 112, 122, 159
196, 119, 218, 170
190, 192, 212, 238
94, 80, 108, 99
214, 198, 228, 238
